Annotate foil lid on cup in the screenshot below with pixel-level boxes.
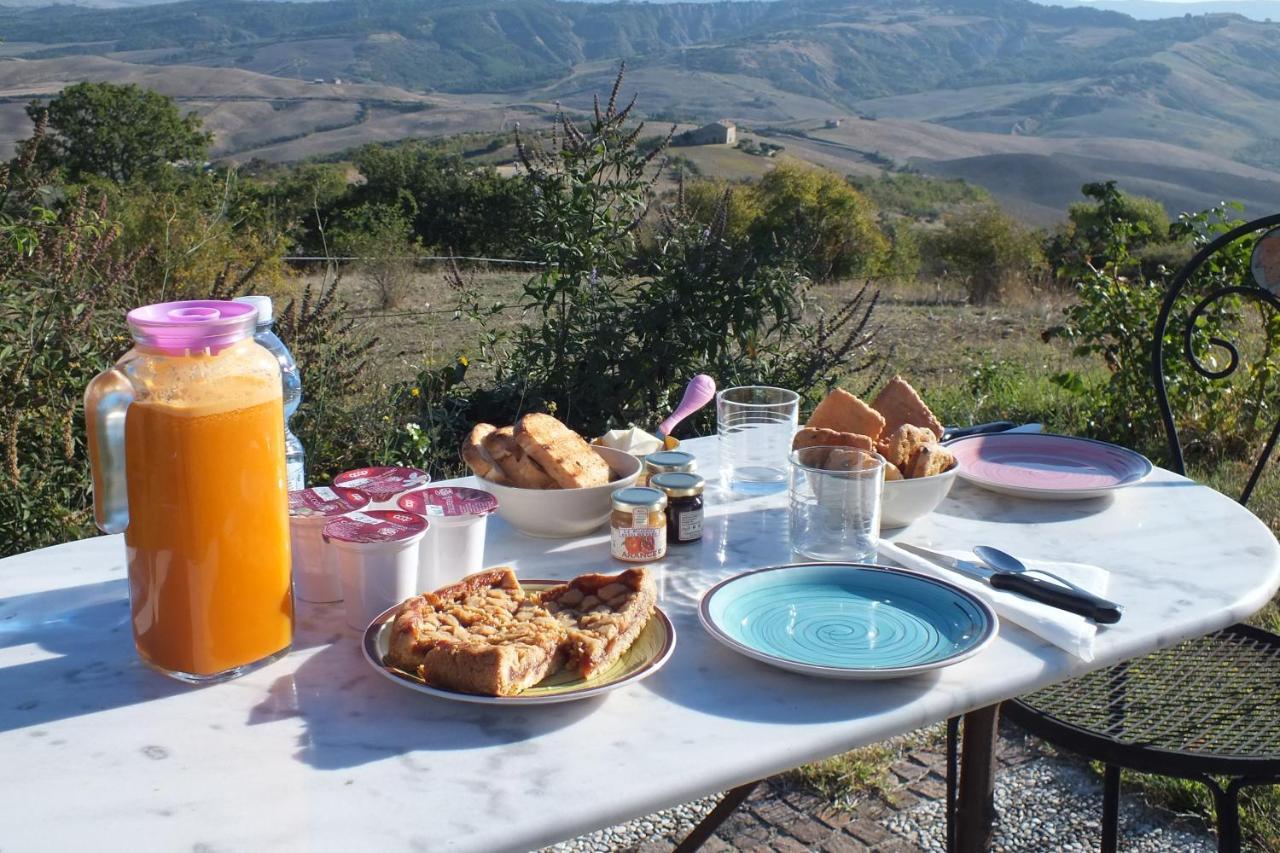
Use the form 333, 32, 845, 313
322, 510, 427, 544
332, 466, 431, 501
289, 486, 371, 518
398, 486, 498, 518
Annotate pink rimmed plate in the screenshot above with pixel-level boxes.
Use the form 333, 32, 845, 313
945, 433, 1152, 500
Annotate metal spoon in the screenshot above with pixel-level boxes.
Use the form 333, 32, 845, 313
974, 545, 1124, 624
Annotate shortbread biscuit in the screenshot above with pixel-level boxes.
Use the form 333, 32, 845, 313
908, 443, 956, 478
515, 413, 612, 489
485, 426, 554, 489
806, 388, 886, 440
878, 423, 936, 470
883, 461, 904, 481
461, 423, 508, 484
871, 376, 944, 440
825, 448, 880, 472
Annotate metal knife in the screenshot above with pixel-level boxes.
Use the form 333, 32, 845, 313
894, 542, 1123, 625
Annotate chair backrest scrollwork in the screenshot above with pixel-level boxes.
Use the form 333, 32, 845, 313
1152, 212, 1280, 506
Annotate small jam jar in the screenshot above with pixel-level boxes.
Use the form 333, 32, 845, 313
642, 450, 697, 486
610, 486, 668, 562
651, 472, 705, 546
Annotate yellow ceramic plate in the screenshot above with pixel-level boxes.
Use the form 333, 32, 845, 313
361, 580, 677, 705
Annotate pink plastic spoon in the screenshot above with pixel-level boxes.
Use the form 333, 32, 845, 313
658, 374, 717, 438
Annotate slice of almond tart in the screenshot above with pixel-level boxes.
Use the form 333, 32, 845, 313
538, 568, 657, 680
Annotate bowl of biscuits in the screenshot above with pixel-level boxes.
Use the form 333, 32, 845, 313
793, 376, 959, 529
462, 413, 643, 537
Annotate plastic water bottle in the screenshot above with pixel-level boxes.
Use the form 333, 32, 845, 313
235, 295, 305, 490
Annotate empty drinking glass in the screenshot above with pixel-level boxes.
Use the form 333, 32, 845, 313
789, 446, 884, 562
717, 386, 800, 496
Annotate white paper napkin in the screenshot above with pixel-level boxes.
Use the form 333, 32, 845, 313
877, 540, 1113, 661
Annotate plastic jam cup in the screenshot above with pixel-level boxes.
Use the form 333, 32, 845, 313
288, 486, 371, 603
323, 510, 428, 630
398, 486, 498, 590
332, 466, 431, 509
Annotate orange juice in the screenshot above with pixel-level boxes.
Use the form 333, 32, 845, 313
124, 386, 292, 678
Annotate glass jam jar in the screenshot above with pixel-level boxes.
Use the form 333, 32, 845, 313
610, 486, 668, 562
642, 450, 696, 486
651, 472, 705, 545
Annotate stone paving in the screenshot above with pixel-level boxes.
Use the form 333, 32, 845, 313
546, 721, 1218, 852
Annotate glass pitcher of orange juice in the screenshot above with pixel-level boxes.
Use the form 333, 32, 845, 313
85, 300, 293, 683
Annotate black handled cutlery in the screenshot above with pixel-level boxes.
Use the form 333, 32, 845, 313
895, 542, 1124, 625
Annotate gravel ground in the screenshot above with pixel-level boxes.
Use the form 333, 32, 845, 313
886, 759, 1215, 853
542, 795, 719, 852
540, 754, 1217, 852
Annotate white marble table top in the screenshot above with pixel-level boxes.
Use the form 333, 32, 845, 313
2, 436, 1278, 852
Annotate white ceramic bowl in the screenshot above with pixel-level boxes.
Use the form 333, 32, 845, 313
881, 463, 959, 529
484, 446, 643, 538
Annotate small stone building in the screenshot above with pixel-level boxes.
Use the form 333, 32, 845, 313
683, 120, 737, 146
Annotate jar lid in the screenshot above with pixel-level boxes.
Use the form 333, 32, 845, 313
644, 450, 696, 472
332, 466, 431, 501
612, 486, 667, 512
651, 472, 705, 498
126, 299, 256, 353
289, 486, 371, 517
399, 486, 497, 518
322, 510, 427, 544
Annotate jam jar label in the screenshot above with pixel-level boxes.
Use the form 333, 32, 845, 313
611, 526, 666, 562
677, 510, 703, 542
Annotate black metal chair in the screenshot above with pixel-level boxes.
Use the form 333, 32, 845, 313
996, 212, 1280, 852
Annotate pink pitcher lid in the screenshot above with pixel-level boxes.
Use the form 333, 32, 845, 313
398, 486, 497, 518
332, 466, 431, 501
289, 486, 371, 518
322, 510, 427, 544
127, 300, 257, 354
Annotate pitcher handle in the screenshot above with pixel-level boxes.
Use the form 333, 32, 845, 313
85, 367, 134, 534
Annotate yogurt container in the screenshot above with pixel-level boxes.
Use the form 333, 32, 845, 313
332, 466, 431, 509
398, 486, 498, 590
288, 486, 371, 602
322, 510, 428, 630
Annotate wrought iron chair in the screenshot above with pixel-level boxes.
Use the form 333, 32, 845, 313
995, 212, 1280, 852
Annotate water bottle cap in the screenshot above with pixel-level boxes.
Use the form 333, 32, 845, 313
127, 300, 256, 353
234, 295, 273, 324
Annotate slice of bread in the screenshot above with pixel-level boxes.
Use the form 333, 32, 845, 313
871, 376, 944, 440
485, 426, 554, 489
515, 413, 612, 489
461, 423, 508, 484
792, 426, 875, 453
806, 388, 886, 440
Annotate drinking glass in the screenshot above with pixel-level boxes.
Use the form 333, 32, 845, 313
717, 386, 800, 495
789, 446, 884, 562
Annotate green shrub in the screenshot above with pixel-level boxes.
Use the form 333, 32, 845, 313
926, 204, 1046, 304
330, 202, 423, 310
1046, 193, 1275, 461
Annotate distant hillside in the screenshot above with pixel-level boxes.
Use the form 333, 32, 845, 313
3, 0, 1280, 217
1042, 0, 1280, 21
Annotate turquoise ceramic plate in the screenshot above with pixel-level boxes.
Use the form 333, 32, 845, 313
699, 563, 997, 680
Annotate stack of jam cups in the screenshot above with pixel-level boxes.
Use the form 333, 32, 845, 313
322, 510, 428, 630
398, 486, 498, 590
288, 486, 371, 603
333, 466, 431, 509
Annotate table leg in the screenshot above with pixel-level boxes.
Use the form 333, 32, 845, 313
954, 704, 1000, 853
673, 780, 762, 853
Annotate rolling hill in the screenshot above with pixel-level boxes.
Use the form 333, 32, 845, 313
2, 0, 1280, 219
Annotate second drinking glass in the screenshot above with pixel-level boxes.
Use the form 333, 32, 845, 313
789, 446, 885, 563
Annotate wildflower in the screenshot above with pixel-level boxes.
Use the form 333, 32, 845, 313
410, 387, 420, 398
458, 355, 469, 367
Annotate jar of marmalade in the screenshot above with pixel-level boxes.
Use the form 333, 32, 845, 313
642, 450, 696, 486
651, 472, 704, 545
610, 486, 667, 562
